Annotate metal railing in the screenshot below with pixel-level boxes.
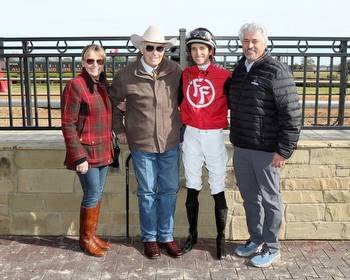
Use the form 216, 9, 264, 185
0, 29, 349, 129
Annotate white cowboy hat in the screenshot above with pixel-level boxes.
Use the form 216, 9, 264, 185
130, 25, 177, 50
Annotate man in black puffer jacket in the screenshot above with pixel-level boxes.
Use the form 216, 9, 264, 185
228, 23, 301, 268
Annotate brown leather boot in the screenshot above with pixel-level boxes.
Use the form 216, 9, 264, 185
79, 206, 105, 257
93, 202, 112, 250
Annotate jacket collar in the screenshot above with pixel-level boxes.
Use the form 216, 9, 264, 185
81, 68, 108, 94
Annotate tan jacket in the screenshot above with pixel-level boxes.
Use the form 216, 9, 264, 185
110, 56, 182, 153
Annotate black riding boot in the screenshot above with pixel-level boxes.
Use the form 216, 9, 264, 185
213, 191, 227, 259
182, 188, 199, 254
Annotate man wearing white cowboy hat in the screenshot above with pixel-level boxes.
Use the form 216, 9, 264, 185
110, 25, 183, 259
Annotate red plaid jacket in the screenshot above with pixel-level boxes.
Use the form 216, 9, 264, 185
61, 69, 113, 170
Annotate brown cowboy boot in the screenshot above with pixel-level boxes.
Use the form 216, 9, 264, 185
93, 202, 112, 250
79, 206, 105, 257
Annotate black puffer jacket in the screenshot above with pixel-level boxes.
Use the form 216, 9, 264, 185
228, 52, 301, 159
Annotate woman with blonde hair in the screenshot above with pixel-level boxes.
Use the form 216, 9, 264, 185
62, 44, 113, 257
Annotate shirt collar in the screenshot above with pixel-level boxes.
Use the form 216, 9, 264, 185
141, 57, 158, 75
197, 61, 210, 71
244, 59, 254, 72
244, 49, 269, 72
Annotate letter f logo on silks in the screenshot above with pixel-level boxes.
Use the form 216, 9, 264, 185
186, 78, 215, 108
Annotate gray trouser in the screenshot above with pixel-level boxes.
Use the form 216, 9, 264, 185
233, 146, 282, 253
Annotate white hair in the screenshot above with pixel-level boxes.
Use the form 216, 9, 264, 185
238, 23, 268, 45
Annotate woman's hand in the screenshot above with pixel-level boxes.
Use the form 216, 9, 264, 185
76, 161, 89, 174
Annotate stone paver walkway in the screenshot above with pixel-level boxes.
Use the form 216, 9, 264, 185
0, 237, 349, 279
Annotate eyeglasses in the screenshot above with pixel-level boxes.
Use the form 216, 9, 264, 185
145, 45, 165, 52
187, 29, 213, 41
86, 59, 104, 65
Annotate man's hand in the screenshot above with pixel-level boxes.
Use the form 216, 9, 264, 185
76, 161, 89, 174
272, 153, 286, 168
117, 132, 128, 144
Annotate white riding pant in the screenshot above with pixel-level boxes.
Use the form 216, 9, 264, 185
182, 125, 228, 195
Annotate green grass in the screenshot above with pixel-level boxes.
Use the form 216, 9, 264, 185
5, 70, 346, 98
7, 83, 342, 98
292, 71, 348, 80
296, 86, 341, 95
8, 83, 62, 95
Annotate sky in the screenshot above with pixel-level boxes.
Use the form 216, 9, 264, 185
1, 0, 350, 38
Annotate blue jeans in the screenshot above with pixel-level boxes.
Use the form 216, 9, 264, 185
78, 165, 109, 208
131, 145, 180, 243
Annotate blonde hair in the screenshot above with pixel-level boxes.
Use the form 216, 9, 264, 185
81, 44, 106, 61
